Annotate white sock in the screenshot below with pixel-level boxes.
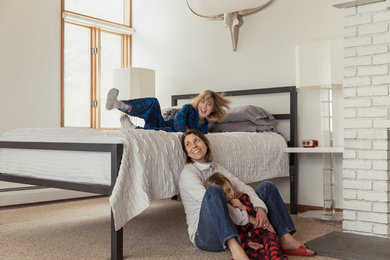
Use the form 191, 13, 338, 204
120, 115, 136, 129
106, 88, 132, 111
106, 88, 120, 110
118, 102, 131, 111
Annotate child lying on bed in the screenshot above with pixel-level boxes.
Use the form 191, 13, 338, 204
204, 172, 287, 260
105, 88, 230, 134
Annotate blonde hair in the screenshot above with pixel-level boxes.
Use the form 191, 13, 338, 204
204, 172, 242, 198
192, 90, 231, 122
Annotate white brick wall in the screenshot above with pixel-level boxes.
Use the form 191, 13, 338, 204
357, 85, 388, 96
342, 1, 389, 237
357, 44, 387, 56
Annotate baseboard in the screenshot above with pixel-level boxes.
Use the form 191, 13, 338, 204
285, 203, 343, 213
1, 188, 343, 213
0, 186, 98, 207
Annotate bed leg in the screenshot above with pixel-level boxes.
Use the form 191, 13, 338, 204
289, 153, 298, 214
111, 211, 123, 260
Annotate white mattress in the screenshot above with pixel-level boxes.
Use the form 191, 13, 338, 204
0, 127, 288, 230
0, 128, 123, 185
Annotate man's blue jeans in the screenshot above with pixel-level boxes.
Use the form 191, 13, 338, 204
194, 181, 295, 252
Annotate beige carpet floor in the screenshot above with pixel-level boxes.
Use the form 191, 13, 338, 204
0, 197, 342, 260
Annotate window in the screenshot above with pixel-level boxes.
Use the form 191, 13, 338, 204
61, 0, 133, 128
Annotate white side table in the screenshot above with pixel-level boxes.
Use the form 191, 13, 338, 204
285, 147, 343, 221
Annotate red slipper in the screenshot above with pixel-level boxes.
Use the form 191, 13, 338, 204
283, 245, 315, 256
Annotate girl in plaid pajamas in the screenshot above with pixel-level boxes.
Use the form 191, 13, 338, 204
105, 88, 230, 133
204, 173, 287, 260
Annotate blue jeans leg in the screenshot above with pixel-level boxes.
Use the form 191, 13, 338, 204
195, 185, 240, 252
255, 181, 296, 238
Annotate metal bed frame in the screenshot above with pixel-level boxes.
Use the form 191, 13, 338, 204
0, 86, 297, 260
0, 142, 124, 259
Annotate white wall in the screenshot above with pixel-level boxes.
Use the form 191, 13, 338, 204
0, 0, 61, 134
0, 0, 345, 209
132, 0, 344, 207
0, 0, 96, 205
132, 0, 343, 106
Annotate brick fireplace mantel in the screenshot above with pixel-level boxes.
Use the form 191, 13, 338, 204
332, 0, 390, 238
332, 0, 387, 8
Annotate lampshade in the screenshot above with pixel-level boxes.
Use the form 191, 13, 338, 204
295, 39, 343, 148
113, 67, 155, 99
295, 39, 343, 88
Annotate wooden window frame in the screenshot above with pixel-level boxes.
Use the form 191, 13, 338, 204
61, 0, 132, 128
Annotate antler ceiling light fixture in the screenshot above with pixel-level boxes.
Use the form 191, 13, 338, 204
186, 0, 275, 51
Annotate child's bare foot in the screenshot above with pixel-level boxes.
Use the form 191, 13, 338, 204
247, 241, 263, 250
227, 238, 249, 260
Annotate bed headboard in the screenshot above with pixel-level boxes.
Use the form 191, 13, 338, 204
171, 86, 297, 148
